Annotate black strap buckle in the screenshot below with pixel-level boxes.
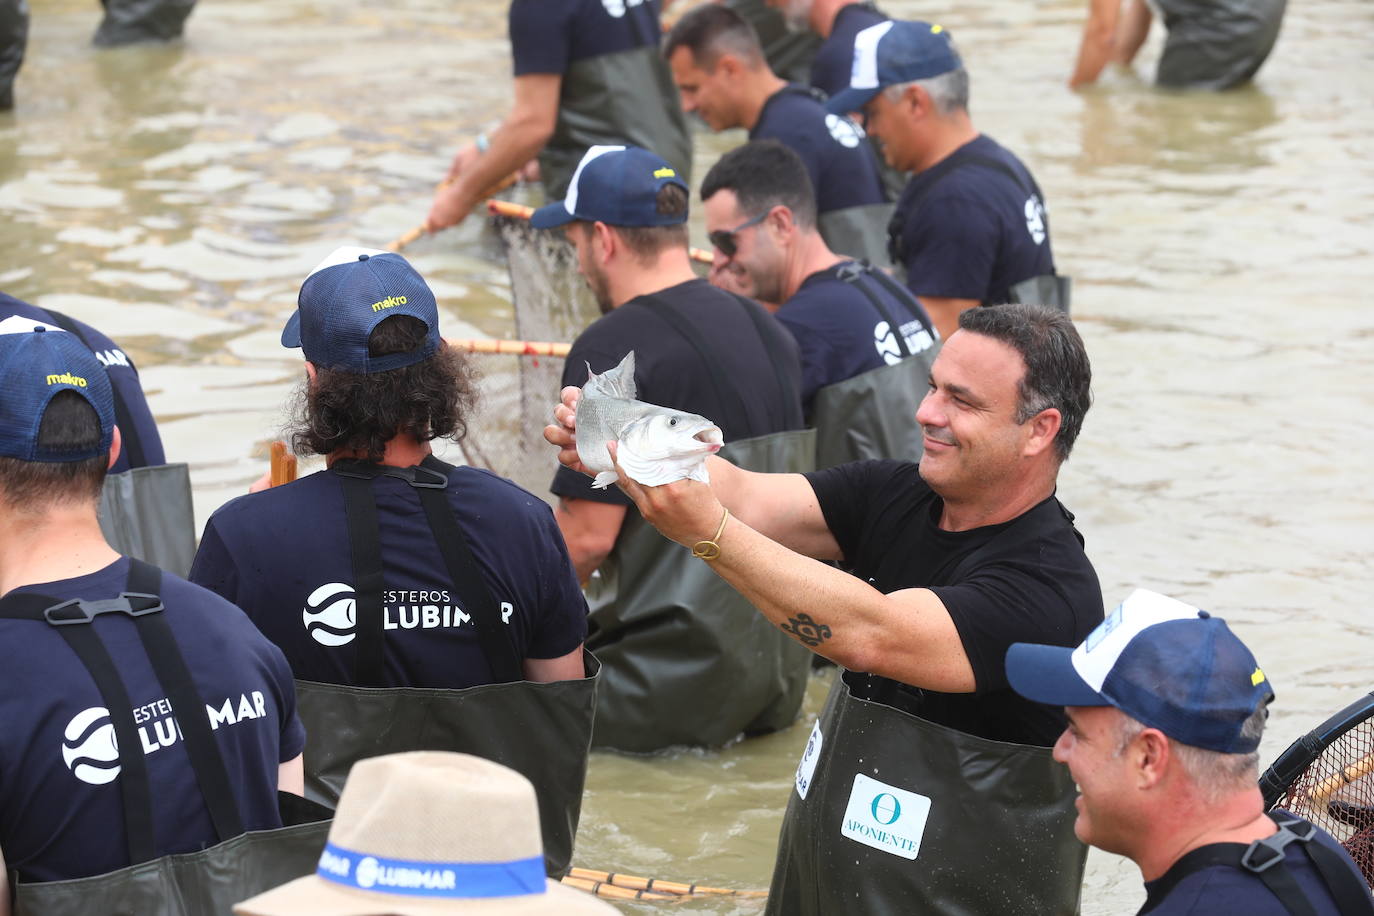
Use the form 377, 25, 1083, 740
334, 460, 448, 489
43, 592, 164, 626
1241, 819, 1315, 873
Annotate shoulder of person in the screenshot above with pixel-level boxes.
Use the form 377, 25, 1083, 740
448, 464, 559, 523
204, 469, 330, 534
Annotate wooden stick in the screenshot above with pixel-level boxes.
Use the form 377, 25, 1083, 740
559, 876, 679, 901
1309, 751, 1374, 805
486, 198, 717, 265
386, 173, 521, 253
566, 867, 768, 898
268, 441, 297, 488
447, 337, 571, 357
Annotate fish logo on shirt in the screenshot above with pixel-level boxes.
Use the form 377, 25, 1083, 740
303, 582, 357, 647
825, 114, 864, 149
62, 707, 121, 786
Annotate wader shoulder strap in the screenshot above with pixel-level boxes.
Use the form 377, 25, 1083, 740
637, 293, 764, 432
0, 561, 246, 862
334, 460, 523, 685
729, 291, 802, 428
43, 309, 148, 468
1142, 814, 1374, 916
338, 472, 388, 686
835, 262, 912, 358
419, 457, 523, 683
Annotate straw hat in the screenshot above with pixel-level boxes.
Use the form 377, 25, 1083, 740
234, 752, 617, 915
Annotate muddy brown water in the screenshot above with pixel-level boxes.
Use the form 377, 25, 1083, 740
3, 0, 1372, 912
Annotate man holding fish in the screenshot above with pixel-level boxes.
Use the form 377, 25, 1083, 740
546, 302, 1105, 913
532, 144, 814, 753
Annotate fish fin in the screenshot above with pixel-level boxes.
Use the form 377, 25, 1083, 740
591, 471, 619, 489
583, 352, 636, 401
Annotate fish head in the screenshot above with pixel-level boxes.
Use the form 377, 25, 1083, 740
620, 409, 723, 462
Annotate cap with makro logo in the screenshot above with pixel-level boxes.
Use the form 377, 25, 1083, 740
1005, 589, 1275, 754
281, 246, 440, 374
530, 145, 689, 230
826, 20, 963, 115
0, 326, 115, 462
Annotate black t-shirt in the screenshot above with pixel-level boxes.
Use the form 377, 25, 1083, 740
552, 278, 805, 506
778, 261, 936, 406
0, 293, 165, 474
750, 86, 887, 215
805, 459, 1102, 745
809, 3, 889, 98
1140, 816, 1365, 914
190, 464, 587, 688
892, 134, 1056, 306
0, 559, 304, 883
510, 0, 661, 76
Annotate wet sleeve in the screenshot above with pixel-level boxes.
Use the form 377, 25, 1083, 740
510, 0, 575, 76
900, 193, 999, 302
803, 460, 902, 563
188, 518, 241, 606
524, 504, 590, 660
932, 570, 1088, 695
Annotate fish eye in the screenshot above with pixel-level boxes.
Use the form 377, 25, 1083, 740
669, 417, 678, 426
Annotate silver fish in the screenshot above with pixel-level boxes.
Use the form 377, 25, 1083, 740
575, 351, 724, 489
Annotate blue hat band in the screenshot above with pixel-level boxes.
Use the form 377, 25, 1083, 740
315, 842, 545, 899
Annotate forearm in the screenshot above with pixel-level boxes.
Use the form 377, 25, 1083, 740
704, 457, 840, 559
1070, 0, 1121, 88
701, 516, 975, 691
449, 115, 550, 209
1112, 0, 1152, 64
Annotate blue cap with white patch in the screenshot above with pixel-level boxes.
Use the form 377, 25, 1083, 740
282, 246, 441, 374
530, 145, 689, 230
825, 20, 963, 115
1005, 589, 1275, 754
0, 326, 115, 462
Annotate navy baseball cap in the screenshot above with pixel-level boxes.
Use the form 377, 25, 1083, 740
530, 145, 689, 230
0, 325, 115, 462
1006, 589, 1275, 754
826, 20, 963, 115
282, 246, 440, 373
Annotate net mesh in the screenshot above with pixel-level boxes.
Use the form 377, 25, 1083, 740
1271, 717, 1374, 889
451, 215, 600, 501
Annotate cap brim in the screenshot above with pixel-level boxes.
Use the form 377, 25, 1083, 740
1005, 643, 1110, 708
825, 85, 880, 115
280, 311, 303, 349
529, 201, 575, 230
234, 875, 619, 916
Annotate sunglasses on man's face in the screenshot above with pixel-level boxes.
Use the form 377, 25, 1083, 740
708, 210, 768, 258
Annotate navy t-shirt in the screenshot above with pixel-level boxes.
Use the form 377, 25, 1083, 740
0, 559, 303, 883
1140, 816, 1365, 914
778, 261, 936, 406
805, 460, 1102, 745
892, 134, 1056, 306
810, 3, 889, 98
190, 463, 588, 688
750, 86, 887, 215
552, 278, 805, 507
510, 0, 661, 76
0, 293, 165, 474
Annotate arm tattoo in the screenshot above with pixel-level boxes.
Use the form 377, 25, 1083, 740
781, 613, 833, 647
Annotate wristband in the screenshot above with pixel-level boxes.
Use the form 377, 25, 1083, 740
474, 132, 490, 154
692, 508, 730, 561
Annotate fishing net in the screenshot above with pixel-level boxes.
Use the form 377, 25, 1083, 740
1267, 702, 1374, 889
452, 214, 600, 502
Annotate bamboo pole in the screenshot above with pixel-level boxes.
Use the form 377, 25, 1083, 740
559, 876, 679, 901
447, 338, 571, 358
565, 867, 768, 898
1309, 751, 1374, 805
386, 172, 521, 253
486, 198, 717, 265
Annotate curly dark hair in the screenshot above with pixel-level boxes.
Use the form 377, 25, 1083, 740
289, 315, 480, 461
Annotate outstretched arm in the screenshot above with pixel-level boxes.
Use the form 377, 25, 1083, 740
1070, 0, 1122, 89
426, 74, 559, 231
612, 454, 975, 691
1113, 0, 1153, 66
